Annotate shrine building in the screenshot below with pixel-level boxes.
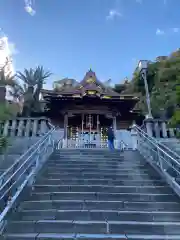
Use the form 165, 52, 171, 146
41, 70, 143, 148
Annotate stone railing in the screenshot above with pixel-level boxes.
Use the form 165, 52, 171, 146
0, 117, 50, 137
143, 119, 177, 139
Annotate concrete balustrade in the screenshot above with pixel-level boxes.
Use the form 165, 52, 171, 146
0, 117, 50, 137
144, 118, 177, 139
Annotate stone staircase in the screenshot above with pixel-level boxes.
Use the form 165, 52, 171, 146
0, 137, 40, 175
2, 149, 180, 239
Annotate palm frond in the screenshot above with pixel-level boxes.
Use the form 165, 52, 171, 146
17, 68, 37, 86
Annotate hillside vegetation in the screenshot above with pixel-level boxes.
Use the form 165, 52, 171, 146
114, 50, 180, 126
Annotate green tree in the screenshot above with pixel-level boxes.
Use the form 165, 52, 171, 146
17, 66, 52, 116
117, 52, 180, 119
169, 79, 180, 127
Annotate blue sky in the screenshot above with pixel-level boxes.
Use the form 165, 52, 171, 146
0, 0, 180, 89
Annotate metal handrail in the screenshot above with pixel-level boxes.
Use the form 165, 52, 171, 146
0, 124, 54, 184
133, 124, 180, 196
137, 124, 180, 160
0, 122, 55, 228
134, 124, 180, 163
158, 140, 180, 160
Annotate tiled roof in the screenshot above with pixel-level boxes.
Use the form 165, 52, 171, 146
41, 70, 136, 99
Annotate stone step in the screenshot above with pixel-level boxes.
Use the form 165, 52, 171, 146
36, 178, 166, 186
51, 153, 127, 157
46, 163, 149, 168
5, 220, 180, 235
33, 184, 172, 194
42, 172, 161, 181
3, 149, 180, 239
49, 158, 144, 163
15, 209, 180, 222
30, 192, 177, 202
3, 233, 180, 240
46, 164, 149, 170
43, 168, 152, 175
2, 233, 123, 240
48, 161, 145, 166
4, 233, 180, 240
45, 166, 150, 171
20, 200, 180, 211
54, 150, 120, 154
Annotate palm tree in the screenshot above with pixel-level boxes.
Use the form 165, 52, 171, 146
17, 66, 52, 116
33, 66, 52, 110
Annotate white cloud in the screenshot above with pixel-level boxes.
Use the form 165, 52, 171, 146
156, 28, 165, 35
106, 9, 122, 20
24, 0, 36, 16
172, 27, 179, 33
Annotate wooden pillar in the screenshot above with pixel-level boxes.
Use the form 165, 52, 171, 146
97, 114, 99, 132
63, 114, 68, 148
81, 114, 84, 143
89, 114, 92, 142
113, 116, 117, 148
113, 116, 117, 137
64, 114, 68, 139
96, 114, 101, 147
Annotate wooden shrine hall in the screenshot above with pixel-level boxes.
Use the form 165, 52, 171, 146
41, 70, 143, 148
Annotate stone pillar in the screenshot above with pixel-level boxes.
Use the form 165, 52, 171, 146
32, 119, 38, 136
3, 120, 9, 137
131, 126, 138, 150
17, 119, 24, 137
40, 119, 47, 135
161, 121, 167, 138
169, 128, 175, 138
154, 121, 160, 138
145, 120, 153, 137
25, 119, 31, 137
11, 120, 17, 137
